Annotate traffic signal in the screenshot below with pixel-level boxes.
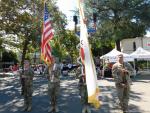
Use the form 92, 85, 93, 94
73, 15, 78, 25
93, 13, 97, 23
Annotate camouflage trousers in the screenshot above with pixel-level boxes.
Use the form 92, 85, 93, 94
23, 78, 33, 108
48, 81, 60, 107
116, 85, 130, 112
79, 84, 88, 105
21, 78, 25, 95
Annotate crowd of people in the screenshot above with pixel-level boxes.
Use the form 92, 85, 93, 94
94, 57, 113, 79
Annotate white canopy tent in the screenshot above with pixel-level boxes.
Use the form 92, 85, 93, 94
130, 47, 150, 59
130, 47, 150, 74
100, 49, 134, 62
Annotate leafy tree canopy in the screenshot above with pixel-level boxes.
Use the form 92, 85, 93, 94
0, 0, 80, 64
85, 0, 150, 51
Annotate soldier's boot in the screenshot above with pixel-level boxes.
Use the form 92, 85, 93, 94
82, 105, 87, 113
54, 105, 59, 112
119, 102, 123, 110
123, 109, 129, 113
123, 106, 129, 113
48, 106, 54, 113
27, 100, 32, 112
86, 105, 91, 113
22, 103, 28, 111
22, 106, 28, 111
27, 105, 32, 112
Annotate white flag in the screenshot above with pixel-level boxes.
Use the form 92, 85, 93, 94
78, 0, 100, 109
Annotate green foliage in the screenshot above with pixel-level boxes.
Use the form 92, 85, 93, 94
2, 51, 18, 63
0, 0, 43, 65
51, 30, 79, 62
85, 0, 150, 51
0, 0, 68, 65
89, 36, 114, 56
0, 0, 102, 65
62, 31, 79, 62
0, 38, 3, 51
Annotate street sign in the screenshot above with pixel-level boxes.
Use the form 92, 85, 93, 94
76, 28, 96, 36
88, 28, 96, 33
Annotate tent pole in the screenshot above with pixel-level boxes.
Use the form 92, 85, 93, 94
147, 60, 148, 71
133, 59, 136, 77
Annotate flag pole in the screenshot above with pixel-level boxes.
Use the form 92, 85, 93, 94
40, 0, 45, 63
77, 0, 100, 109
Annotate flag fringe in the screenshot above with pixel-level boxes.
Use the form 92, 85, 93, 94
88, 88, 101, 109
41, 54, 52, 66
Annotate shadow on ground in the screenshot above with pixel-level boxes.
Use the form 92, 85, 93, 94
132, 73, 150, 83
97, 78, 144, 113
0, 74, 148, 113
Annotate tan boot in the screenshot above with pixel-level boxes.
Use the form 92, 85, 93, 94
27, 105, 32, 112
48, 106, 54, 113
22, 106, 28, 111
86, 105, 91, 113
55, 106, 59, 112
82, 106, 86, 113
22, 102, 27, 111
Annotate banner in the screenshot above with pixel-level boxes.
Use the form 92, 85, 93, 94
78, 0, 100, 109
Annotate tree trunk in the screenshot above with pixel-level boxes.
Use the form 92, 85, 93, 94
115, 39, 121, 51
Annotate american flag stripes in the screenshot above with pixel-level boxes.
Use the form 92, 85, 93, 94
41, 3, 54, 65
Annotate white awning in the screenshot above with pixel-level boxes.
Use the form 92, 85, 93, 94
100, 49, 134, 62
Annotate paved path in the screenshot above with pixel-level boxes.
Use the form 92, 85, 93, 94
0, 72, 150, 113
98, 72, 150, 113
129, 72, 150, 113
0, 75, 82, 113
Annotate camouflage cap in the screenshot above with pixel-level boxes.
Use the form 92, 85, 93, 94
118, 54, 123, 58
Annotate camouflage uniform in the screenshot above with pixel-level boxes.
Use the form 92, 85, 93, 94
112, 62, 133, 113
79, 76, 88, 103
77, 66, 91, 113
45, 58, 61, 112
22, 67, 34, 111
20, 75, 25, 95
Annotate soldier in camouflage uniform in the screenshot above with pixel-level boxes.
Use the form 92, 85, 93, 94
22, 60, 34, 112
112, 54, 133, 113
45, 57, 61, 113
77, 66, 91, 113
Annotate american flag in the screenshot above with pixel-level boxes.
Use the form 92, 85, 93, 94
41, 4, 53, 65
